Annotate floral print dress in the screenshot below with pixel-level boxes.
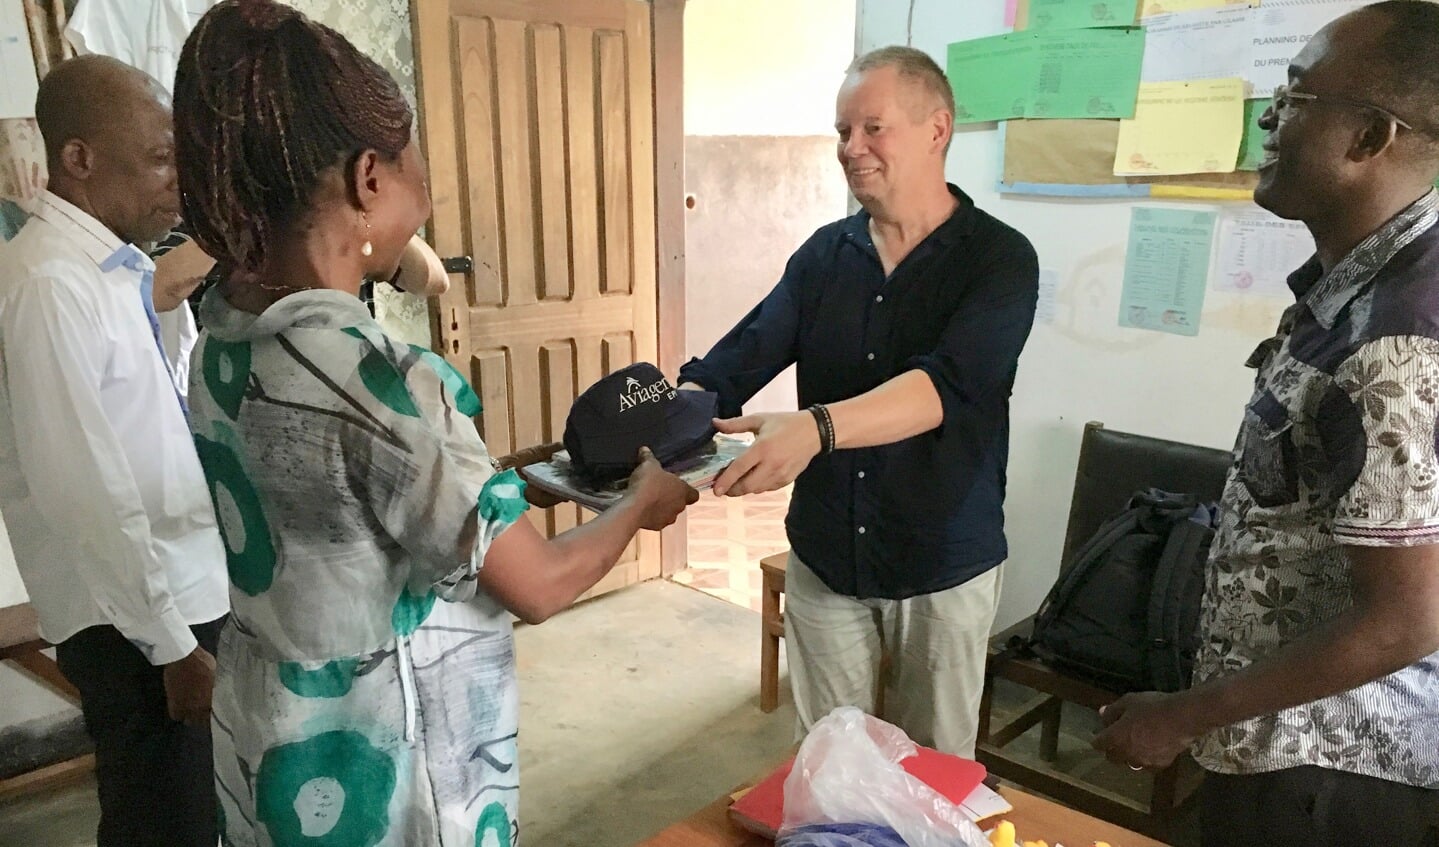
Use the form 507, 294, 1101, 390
189, 287, 530, 846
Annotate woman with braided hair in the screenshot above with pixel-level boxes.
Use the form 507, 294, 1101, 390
172, 2, 697, 844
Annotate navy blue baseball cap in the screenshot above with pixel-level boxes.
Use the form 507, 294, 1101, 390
563, 363, 718, 482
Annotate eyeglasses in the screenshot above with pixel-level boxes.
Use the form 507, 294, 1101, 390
1271, 83, 1414, 131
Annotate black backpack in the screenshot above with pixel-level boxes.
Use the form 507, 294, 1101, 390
1012, 489, 1218, 694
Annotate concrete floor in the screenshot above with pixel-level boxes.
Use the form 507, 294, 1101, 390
0, 579, 1191, 847
0, 580, 798, 847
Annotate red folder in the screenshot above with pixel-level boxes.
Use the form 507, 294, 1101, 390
729, 747, 987, 838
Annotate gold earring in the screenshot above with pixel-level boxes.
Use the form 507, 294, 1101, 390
360, 212, 373, 257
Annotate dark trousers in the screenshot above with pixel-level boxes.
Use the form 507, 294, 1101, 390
1202, 766, 1439, 847
55, 616, 225, 847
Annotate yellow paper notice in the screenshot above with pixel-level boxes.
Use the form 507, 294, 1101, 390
1113, 79, 1244, 176
1139, 0, 1254, 18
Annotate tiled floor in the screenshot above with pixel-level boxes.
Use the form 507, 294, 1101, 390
672, 487, 791, 612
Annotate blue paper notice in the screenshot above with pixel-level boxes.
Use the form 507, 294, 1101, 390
1119, 207, 1217, 336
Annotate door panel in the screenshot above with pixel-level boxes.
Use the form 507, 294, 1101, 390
414, 0, 659, 596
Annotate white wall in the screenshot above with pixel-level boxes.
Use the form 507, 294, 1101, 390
0, 516, 22, 604
857, 1, 1285, 630
685, 0, 857, 137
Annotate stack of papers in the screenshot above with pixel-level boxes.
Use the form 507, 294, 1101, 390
521, 435, 748, 513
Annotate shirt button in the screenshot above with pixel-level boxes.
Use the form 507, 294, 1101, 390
874, 294, 884, 303
857, 471, 866, 479
866, 353, 875, 361
858, 526, 867, 535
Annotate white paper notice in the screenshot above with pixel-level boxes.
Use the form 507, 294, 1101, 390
1247, 0, 1370, 94
1213, 208, 1315, 298
0, 1, 38, 119
1142, 0, 1369, 93
1140, 5, 1252, 84
1036, 269, 1059, 324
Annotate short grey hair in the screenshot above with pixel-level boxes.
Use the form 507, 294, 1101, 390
847, 45, 957, 123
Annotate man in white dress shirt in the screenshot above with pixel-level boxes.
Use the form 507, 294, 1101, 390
0, 55, 227, 847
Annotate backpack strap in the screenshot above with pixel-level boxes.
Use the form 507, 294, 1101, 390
1144, 506, 1216, 692
1031, 506, 1146, 644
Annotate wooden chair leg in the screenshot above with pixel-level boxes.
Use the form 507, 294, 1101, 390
1151, 759, 1179, 813
1039, 697, 1062, 762
760, 582, 781, 713
977, 676, 995, 745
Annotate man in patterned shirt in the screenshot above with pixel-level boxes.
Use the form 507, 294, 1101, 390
1094, 3, 1439, 844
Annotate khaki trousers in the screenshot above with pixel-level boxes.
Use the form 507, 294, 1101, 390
785, 553, 1002, 757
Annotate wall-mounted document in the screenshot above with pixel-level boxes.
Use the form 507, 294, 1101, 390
1120, 207, 1217, 337
1247, 0, 1370, 94
1030, 28, 1147, 118
948, 33, 1038, 123
1140, 0, 1254, 17
1114, 79, 1244, 175
1142, 0, 1369, 92
1140, 4, 1252, 83
949, 27, 1146, 123
1236, 99, 1271, 171
1026, 0, 1137, 30
1036, 269, 1060, 324
0, 2, 39, 119
1212, 208, 1314, 298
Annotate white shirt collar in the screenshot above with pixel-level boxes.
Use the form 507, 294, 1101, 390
31, 190, 142, 270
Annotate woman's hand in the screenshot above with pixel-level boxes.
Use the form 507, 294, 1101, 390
624, 447, 699, 530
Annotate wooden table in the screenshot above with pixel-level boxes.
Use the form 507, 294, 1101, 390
636, 782, 1169, 847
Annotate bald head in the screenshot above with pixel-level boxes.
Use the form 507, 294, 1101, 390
35, 55, 168, 166
33, 55, 181, 244
1352, 1, 1439, 149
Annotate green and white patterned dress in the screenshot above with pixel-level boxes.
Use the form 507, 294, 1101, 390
189, 287, 530, 847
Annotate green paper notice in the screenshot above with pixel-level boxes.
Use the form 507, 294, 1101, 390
1237, 98, 1270, 171
947, 33, 1037, 123
1027, 0, 1137, 30
1119, 207, 1217, 337
948, 27, 1146, 124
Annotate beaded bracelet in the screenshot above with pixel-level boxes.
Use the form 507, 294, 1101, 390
806, 404, 835, 454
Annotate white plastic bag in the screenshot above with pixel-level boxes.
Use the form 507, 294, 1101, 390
779, 707, 991, 847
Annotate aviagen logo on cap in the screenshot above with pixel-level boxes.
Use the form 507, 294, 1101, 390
618, 375, 677, 412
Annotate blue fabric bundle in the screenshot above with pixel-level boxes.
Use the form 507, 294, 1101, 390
776, 822, 910, 847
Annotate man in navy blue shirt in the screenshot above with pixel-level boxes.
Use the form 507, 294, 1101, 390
679, 46, 1038, 755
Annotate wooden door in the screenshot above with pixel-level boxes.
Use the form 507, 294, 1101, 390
413, 0, 660, 597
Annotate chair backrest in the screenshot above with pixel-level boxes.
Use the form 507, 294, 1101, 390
1059, 422, 1233, 564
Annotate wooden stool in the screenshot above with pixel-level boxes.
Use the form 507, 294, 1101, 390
759, 552, 787, 712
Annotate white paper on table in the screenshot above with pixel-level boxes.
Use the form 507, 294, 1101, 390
1140, 4, 1252, 84
1212, 207, 1315, 298
0, 1, 39, 118
1246, 0, 1370, 94
960, 783, 1013, 822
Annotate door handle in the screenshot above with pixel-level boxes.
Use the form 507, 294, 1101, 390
441, 256, 473, 275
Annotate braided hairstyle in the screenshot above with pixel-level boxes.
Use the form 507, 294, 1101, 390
173, 0, 413, 273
